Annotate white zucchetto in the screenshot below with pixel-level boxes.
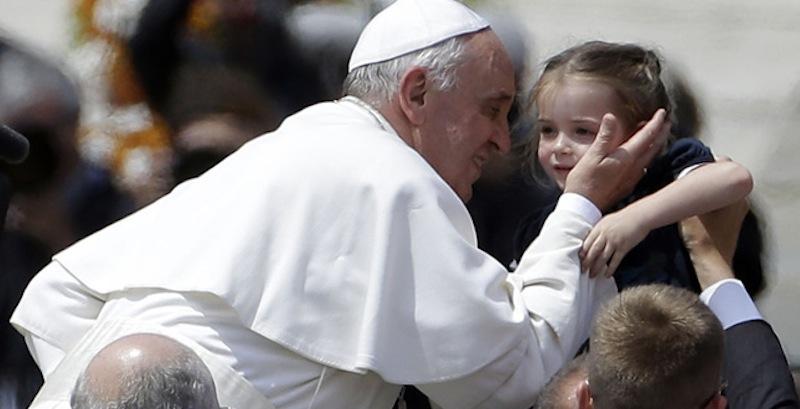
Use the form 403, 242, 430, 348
348, 0, 490, 72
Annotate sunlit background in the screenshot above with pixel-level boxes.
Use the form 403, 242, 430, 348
2, 0, 798, 366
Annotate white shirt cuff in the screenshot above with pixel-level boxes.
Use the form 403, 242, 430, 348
699, 279, 762, 330
558, 193, 602, 225
676, 163, 705, 180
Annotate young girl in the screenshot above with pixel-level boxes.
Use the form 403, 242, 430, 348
513, 41, 753, 291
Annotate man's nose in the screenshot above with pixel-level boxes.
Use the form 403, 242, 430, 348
490, 119, 511, 155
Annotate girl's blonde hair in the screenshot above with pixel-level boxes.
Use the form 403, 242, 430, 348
533, 40, 671, 130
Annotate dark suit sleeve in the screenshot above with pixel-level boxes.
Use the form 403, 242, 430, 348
664, 138, 714, 179
724, 320, 800, 409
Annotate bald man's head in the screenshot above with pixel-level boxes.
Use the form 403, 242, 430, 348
71, 333, 220, 409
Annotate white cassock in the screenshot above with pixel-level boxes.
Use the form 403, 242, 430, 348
11, 97, 617, 409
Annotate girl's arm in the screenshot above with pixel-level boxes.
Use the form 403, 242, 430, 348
581, 159, 753, 277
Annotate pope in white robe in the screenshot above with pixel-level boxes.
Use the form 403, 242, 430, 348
9, 0, 667, 408
13, 93, 617, 408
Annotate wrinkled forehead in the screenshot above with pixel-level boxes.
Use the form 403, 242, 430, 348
460, 30, 516, 94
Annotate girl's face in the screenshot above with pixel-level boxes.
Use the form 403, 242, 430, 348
536, 78, 628, 190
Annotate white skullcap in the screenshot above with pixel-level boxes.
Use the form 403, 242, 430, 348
348, 0, 490, 72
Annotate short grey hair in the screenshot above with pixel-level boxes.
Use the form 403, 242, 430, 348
342, 34, 473, 107
70, 349, 219, 409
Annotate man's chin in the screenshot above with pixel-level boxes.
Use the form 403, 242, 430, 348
458, 185, 473, 203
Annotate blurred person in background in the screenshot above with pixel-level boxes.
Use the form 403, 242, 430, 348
0, 34, 133, 409
0, 36, 133, 252
67, 0, 326, 207
127, 0, 316, 186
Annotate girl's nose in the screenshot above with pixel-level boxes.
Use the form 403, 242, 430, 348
553, 133, 572, 154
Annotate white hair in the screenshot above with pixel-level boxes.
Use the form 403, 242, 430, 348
70, 349, 219, 409
342, 34, 472, 107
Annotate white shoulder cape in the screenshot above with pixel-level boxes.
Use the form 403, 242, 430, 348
53, 99, 530, 383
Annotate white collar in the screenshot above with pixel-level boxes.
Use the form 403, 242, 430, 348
339, 96, 399, 138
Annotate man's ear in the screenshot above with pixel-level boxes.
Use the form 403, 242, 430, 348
706, 394, 727, 409
398, 67, 429, 126
577, 379, 593, 409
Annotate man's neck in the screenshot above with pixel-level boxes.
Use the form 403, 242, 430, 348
372, 99, 414, 148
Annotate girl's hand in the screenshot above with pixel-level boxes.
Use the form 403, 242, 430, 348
581, 210, 650, 278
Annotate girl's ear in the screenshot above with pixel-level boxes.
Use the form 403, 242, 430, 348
397, 67, 429, 126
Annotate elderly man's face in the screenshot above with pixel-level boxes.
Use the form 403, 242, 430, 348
420, 30, 515, 202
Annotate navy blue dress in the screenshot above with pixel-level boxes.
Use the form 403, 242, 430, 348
512, 138, 714, 292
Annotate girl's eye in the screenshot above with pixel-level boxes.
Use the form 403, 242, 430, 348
540, 126, 555, 136
575, 127, 595, 137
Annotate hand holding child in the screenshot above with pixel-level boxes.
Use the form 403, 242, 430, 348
581, 209, 650, 277
680, 199, 749, 289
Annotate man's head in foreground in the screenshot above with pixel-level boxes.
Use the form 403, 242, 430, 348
70, 333, 221, 409
343, 0, 516, 202
537, 284, 726, 409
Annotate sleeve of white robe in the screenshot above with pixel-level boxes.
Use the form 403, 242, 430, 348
417, 194, 617, 409
10, 261, 106, 377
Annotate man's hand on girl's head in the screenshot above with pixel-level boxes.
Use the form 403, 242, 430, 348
564, 109, 669, 212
